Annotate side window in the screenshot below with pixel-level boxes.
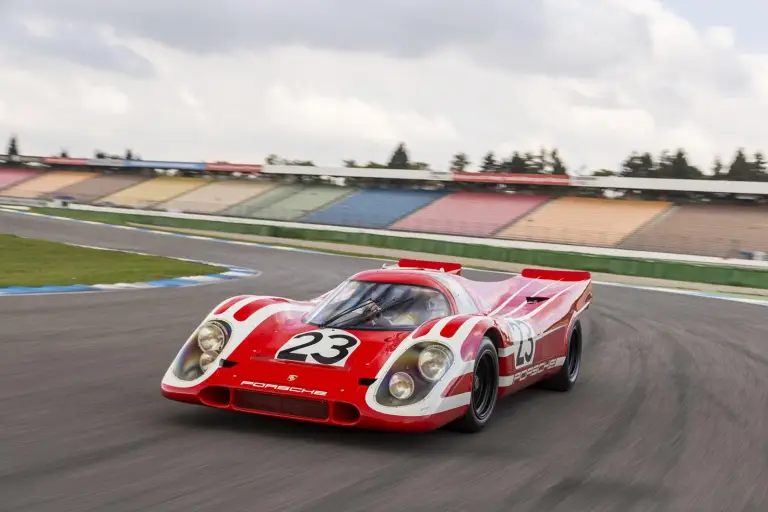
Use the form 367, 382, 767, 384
432, 274, 479, 314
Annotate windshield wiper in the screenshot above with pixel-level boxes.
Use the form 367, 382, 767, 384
349, 295, 416, 326
318, 299, 377, 328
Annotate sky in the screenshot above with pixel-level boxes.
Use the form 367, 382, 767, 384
1, 0, 767, 173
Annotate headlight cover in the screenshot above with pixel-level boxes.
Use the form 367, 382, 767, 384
375, 342, 454, 407
171, 320, 232, 381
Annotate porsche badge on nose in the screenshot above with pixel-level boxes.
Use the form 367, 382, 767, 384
287, 375, 298, 381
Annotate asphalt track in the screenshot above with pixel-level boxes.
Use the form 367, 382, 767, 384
2, 211, 768, 512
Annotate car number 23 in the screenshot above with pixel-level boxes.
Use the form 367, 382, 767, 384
275, 329, 361, 367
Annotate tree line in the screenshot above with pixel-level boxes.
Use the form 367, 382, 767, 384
6, 135, 768, 181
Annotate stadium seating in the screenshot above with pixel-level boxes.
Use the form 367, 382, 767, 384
246, 185, 356, 221
222, 184, 303, 217
0, 171, 97, 199
303, 188, 447, 228
0, 168, 39, 191
390, 192, 550, 236
98, 176, 208, 208
619, 203, 768, 258
156, 180, 277, 214
52, 173, 149, 203
497, 196, 673, 246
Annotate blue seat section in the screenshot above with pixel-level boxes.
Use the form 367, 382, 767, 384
302, 188, 448, 228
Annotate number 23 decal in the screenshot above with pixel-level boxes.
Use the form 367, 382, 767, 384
275, 329, 360, 367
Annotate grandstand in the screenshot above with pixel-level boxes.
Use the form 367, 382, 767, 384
619, 203, 768, 258
53, 174, 149, 203
305, 188, 447, 228
390, 192, 549, 236
496, 196, 673, 247
157, 180, 277, 214
0, 168, 39, 191
2, 160, 767, 260
242, 185, 355, 221
98, 176, 208, 208
1, 171, 97, 199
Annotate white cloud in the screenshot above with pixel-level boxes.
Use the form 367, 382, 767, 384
0, 0, 767, 171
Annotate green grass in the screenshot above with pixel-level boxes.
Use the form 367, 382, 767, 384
0, 234, 226, 287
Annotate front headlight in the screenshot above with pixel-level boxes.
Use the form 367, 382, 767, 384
418, 345, 452, 382
197, 323, 227, 352
388, 372, 415, 400
375, 342, 454, 407
170, 320, 232, 381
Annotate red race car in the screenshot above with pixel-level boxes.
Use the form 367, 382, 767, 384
161, 259, 592, 433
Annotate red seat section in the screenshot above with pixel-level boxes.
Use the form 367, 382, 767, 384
390, 192, 550, 236
0, 168, 38, 191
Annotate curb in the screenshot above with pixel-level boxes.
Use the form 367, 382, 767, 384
3, 208, 768, 307
0, 226, 261, 295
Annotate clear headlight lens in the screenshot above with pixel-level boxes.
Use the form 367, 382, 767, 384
388, 372, 415, 400
418, 345, 452, 382
199, 351, 219, 372
197, 322, 227, 352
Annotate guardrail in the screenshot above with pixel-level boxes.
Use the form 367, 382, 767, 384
31, 203, 768, 289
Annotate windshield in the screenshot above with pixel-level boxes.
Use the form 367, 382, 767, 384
305, 280, 452, 330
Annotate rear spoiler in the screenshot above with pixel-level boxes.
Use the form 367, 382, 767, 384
521, 268, 591, 282
388, 258, 463, 275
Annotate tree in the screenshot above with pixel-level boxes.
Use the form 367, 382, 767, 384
480, 151, 497, 172
523, 152, 539, 173
387, 142, 410, 169
343, 159, 357, 168
550, 149, 567, 175
449, 152, 470, 172
264, 154, 281, 165
94, 150, 107, 159
7, 136, 19, 156
620, 151, 655, 177
125, 149, 134, 160
711, 156, 725, 179
662, 148, 701, 180
726, 148, 751, 181
752, 152, 767, 181
59, 149, 69, 158
498, 152, 527, 174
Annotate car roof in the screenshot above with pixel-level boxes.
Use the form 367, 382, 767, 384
349, 268, 460, 289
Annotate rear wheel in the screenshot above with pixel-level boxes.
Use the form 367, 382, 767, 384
447, 337, 499, 433
538, 321, 582, 392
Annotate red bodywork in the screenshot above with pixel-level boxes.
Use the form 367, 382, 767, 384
161, 259, 592, 432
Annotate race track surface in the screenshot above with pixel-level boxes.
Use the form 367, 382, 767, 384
2, 211, 768, 512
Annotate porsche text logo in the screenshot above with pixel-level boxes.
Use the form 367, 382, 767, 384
240, 380, 327, 396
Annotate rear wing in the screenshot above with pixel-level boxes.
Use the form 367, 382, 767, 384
521, 268, 591, 282
384, 258, 463, 275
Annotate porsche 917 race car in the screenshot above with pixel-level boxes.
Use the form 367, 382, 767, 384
161, 258, 592, 433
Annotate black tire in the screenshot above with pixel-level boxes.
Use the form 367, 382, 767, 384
446, 337, 499, 433
537, 320, 582, 392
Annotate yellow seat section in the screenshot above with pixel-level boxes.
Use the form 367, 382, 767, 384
1, 171, 97, 198
100, 176, 208, 208
497, 196, 672, 247
156, 180, 278, 214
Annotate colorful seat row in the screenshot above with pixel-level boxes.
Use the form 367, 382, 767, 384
2, 168, 766, 258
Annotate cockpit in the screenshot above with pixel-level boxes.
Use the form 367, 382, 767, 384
304, 279, 452, 330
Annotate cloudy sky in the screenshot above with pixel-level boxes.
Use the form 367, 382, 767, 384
1, 0, 767, 173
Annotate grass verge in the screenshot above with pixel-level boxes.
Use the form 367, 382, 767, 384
0, 234, 225, 287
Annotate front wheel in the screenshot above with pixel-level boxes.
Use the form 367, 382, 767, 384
446, 337, 499, 433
